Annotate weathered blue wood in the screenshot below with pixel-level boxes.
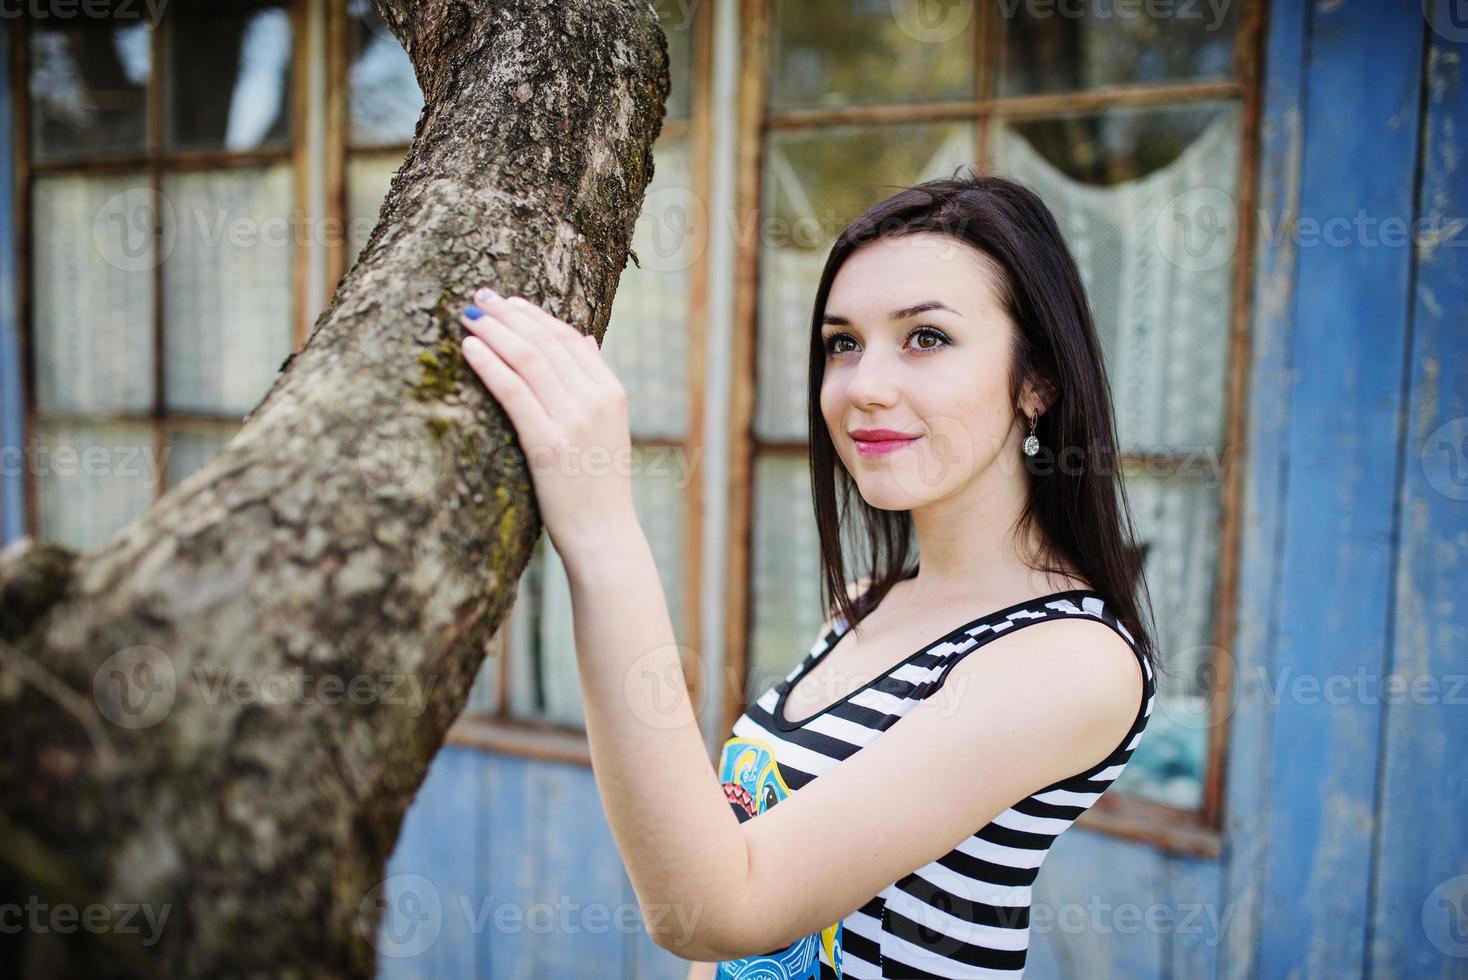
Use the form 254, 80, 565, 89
624, 865, 693, 980
1166, 853, 1226, 980
1223, 0, 1310, 977
476, 753, 634, 977
0, 21, 24, 547
1368, 17, 1468, 978
1025, 827, 1169, 978
1258, 1, 1425, 976
478, 752, 537, 978
376, 746, 482, 978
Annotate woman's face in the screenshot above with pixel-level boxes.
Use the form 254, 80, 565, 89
819, 232, 1025, 510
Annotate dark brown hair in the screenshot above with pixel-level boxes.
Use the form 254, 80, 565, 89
807, 166, 1159, 679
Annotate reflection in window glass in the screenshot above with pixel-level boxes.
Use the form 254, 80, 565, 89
35, 418, 158, 552
654, 0, 695, 119
603, 136, 694, 441
1109, 467, 1222, 810
347, 0, 422, 146
166, 2, 293, 151
990, 103, 1238, 453
747, 453, 823, 703
29, 22, 150, 161
162, 165, 296, 416
756, 122, 975, 441
769, 0, 974, 110
164, 425, 238, 489
507, 449, 689, 729
32, 174, 156, 414
345, 151, 405, 269
997, 0, 1236, 95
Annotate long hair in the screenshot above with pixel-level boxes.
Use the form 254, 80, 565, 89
806, 165, 1159, 679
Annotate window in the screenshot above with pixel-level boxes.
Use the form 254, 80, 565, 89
13, 0, 710, 764
727, 0, 1262, 854
16, 1, 303, 551
323, 0, 715, 757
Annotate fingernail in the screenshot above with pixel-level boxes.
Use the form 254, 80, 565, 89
463, 304, 485, 320
475, 287, 500, 304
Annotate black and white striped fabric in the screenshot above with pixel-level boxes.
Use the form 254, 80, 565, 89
714, 589, 1156, 980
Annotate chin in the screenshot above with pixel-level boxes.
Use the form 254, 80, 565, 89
850, 469, 949, 510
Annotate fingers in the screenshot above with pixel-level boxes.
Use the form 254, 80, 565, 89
488, 292, 611, 383
459, 298, 583, 417
460, 335, 554, 446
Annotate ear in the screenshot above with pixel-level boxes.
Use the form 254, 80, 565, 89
1018, 373, 1054, 419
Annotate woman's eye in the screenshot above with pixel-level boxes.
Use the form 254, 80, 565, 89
910, 326, 949, 351
822, 326, 950, 356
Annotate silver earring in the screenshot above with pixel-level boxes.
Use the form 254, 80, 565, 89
1022, 413, 1040, 456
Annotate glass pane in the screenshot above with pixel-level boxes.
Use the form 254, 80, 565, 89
507, 537, 584, 727
655, 0, 695, 119
463, 615, 507, 715
165, 2, 293, 151
35, 417, 158, 552
746, 452, 824, 704
161, 164, 296, 416
347, 0, 423, 146
346, 151, 404, 271
997, 0, 1237, 95
603, 136, 694, 441
505, 448, 689, 729
1110, 467, 1221, 810
32, 174, 156, 414
769, 0, 975, 110
756, 122, 975, 441
29, 21, 150, 162
630, 445, 690, 646
990, 103, 1239, 454
163, 424, 237, 489
505, 549, 542, 720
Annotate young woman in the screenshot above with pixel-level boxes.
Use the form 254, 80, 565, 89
457, 169, 1159, 979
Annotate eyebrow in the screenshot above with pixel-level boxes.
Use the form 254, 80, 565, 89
821, 300, 961, 327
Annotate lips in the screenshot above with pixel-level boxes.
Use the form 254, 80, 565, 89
849, 429, 920, 458
849, 428, 917, 442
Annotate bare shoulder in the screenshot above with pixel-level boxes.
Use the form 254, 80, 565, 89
938, 615, 1144, 774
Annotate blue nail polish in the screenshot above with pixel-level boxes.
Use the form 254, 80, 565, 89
464, 304, 485, 320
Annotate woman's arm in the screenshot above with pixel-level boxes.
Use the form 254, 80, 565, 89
685, 960, 718, 980
562, 527, 750, 958
458, 293, 1145, 962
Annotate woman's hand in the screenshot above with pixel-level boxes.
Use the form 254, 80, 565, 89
458, 287, 639, 563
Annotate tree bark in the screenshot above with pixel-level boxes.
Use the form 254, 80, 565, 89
0, 1, 668, 976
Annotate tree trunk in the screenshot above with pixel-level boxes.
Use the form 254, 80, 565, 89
0, 2, 668, 976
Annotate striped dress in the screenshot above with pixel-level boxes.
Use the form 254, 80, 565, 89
713, 588, 1156, 979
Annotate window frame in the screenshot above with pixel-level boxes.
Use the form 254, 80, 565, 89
10, 3, 312, 543
722, 0, 1269, 858
322, 0, 716, 762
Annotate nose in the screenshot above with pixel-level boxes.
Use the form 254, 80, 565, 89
843, 346, 900, 409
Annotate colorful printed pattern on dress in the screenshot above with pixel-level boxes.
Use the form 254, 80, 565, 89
714, 736, 843, 980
